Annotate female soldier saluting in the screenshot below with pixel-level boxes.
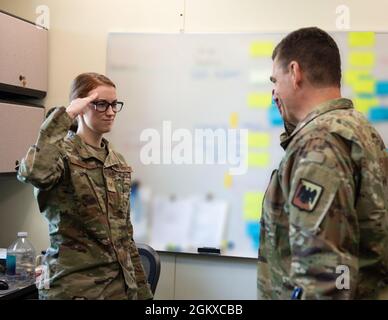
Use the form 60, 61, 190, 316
18, 72, 152, 300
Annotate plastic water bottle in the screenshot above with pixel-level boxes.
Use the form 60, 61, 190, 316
6, 232, 36, 285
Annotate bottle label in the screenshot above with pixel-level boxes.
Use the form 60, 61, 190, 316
6, 255, 16, 275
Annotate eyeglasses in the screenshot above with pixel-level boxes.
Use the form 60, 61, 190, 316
91, 100, 124, 113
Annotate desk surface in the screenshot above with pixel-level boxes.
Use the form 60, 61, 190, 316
0, 277, 38, 300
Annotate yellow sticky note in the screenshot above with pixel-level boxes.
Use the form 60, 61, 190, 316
352, 79, 376, 94
224, 173, 233, 188
247, 93, 272, 108
353, 97, 379, 114
344, 70, 372, 86
229, 112, 238, 129
349, 52, 375, 67
348, 32, 375, 47
250, 41, 275, 57
248, 132, 270, 148
243, 192, 264, 220
248, 152, 270, 167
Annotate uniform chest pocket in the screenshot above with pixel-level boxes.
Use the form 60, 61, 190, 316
109, 165, 132, 195
263, 204, 289, 249
63, 158, 112, 243
67, 158, 105, 214
106, 165, 132, 218
262, 170, 289, 249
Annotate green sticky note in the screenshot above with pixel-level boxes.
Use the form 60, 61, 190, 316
248, 152, 270, 167
247, 93, 272, 108
354, 97, 379, 114
349, 52, 375, 67
344, 70, 372, 86
243, 192, 264, 220
352, 79, 376, 94
250, 41, 275, 57
348, 32, 375, 47
248, 132, 271, 148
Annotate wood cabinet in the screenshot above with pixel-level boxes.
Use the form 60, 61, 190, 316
0, 102, 44, 173
0, 11, 48, 99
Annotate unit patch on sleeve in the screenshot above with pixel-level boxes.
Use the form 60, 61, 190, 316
291, 178, 324, 212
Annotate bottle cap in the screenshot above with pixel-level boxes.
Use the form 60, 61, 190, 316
17, 232, 28, 237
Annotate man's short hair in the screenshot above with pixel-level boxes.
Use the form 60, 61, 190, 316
272, 27, 341, 88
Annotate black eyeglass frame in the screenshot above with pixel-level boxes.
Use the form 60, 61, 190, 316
90, 100, 124, 113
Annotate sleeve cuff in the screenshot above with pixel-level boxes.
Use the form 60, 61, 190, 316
40, 106, 73, 137
137, 284, 153, 300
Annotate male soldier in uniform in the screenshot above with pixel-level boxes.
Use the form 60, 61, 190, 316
257, 27, 388, 299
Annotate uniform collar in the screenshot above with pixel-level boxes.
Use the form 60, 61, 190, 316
66, 132, 121, 167
280, 98, 354, 150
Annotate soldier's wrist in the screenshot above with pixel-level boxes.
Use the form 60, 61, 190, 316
66, 108, 78, 120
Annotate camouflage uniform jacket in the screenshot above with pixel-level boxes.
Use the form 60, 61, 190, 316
257, 98, 388, 299
17, 107, 153, 300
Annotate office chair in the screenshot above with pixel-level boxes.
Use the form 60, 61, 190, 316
136, 243, 161, 295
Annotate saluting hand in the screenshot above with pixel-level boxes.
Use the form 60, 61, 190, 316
66, 92, 98, 120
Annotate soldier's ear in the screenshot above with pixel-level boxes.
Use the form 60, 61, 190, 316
289, 61, 302, 90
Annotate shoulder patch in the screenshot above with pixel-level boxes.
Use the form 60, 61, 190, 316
291, 179, 324, 212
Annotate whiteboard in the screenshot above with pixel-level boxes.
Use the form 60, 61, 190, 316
106, 32, 388, 258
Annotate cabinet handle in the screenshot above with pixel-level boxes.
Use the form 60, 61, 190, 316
19, 75, 27, 87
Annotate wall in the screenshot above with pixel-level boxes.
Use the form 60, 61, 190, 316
155, 252, 257, 300
0, 0, 387, 299
0, 0, 185, 251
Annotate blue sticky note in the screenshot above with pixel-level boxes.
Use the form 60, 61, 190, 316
368, 107, 388, 123
251, 238, 259, 251
269, 102, 283, 126
246, 221, 259, 236
376, 81, 388, 95
246, 221, 260, 250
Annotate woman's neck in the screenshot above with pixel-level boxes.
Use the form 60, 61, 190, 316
77, 125, 103, 148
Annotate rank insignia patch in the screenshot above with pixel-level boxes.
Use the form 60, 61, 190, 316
292, 179, 323, 212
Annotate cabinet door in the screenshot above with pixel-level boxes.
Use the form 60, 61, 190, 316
0, 12, 48, 98
0, 102, 44, 173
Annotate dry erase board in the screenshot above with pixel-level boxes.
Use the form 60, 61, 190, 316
106, 32, 388, 258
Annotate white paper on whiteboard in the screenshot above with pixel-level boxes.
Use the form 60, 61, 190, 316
149, 196, 194, 250
189, 197, 228, 249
